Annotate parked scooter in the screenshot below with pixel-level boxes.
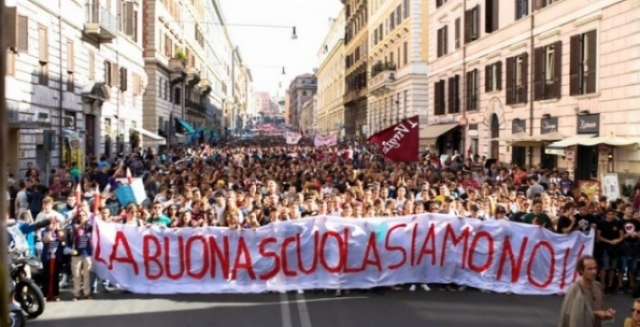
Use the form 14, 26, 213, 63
11, 256, 46, 319
9, 274, 27, 327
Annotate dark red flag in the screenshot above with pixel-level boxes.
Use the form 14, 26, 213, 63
368, 115, 419, 162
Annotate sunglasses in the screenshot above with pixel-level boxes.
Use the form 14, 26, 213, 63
632, 309, 640, 314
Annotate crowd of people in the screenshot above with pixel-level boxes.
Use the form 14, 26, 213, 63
5, 137, 640, 323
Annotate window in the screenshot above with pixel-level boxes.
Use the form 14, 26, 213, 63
173, 87, 181, 105
38, 26, 49, 86
536, 0, 559, 10
164, 35, 173, 58
505, 53, 529, 104
485, 0, 499, 34
124, 2, 136, 39
465, 69, 479, 110
7, 51, 15, 76
447, 75, 460, 114
158, 77, 164, 99
389, 13, 395, 30
403, 0, 410, 18
433, 80, 446, 115
88, 51, 95, 80
66, 40, 75, 92
534, 42, 562, 100
570, 30, 597, 96
436, 0, 447, 8
454, 18, 460, 49
437, 26, 448, 57
158, 117, 165, 131
464, 5, 480, 44
515, 0, 529, 20
396, 5, 402, 25
485, 61, 502, 92
119, 67, 128, 92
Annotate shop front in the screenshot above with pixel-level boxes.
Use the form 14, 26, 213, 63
539, 116, 560, 169
511, 119, 527, 168
423, 116, 463, 156
547, 114, 600, 181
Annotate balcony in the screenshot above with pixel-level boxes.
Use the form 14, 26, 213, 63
343, 88, 368, 104
199, 79, 212, 96
83, 1, 117, 43
185, 99, 206, 114
185, 66, 201, 87
168, 58, 187, 84
368, 62, 396, 96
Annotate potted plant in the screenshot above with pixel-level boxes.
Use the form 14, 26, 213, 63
175, 48, 188, 62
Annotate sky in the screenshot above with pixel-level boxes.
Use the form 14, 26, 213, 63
218, 0, 343, 97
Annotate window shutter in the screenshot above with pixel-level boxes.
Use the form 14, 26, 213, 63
38, 27, 48, 63
553, 40, 563, 99
491, 0, 499, 31
104, 61, 110, 85
585, 30, 597, 94
533, 46, 544, 101
474, 6, 480, 40
443, 25, 448, 54
454, 74, 461, 111
505, 57, 514, 104
433, 82, 440, 115
520, 52, 529, 103
66, 40, 74, 73
133, 10, 138, 42
125, 2, 134, 36
485, 65, 492, 92
120, 67, 127, 91
448, 77, 454, 113
17, 15, 28, 52
569, 35, 581, 95
117, 0, 123, 31
464, 10, 470, 44
5, 7, 17, 50
496, 61, 503, 90
454, 18, 460, 49
437, 29, 442, 57
112, 63, 120, 87
465, 71, 472, 110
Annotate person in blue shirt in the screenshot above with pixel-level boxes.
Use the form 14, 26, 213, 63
7, 213, 51, 258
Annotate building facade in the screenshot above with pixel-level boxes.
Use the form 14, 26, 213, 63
5, 0, 147, 176
341, 0, 368, 139
299, 95, 318, 134
316, 10, 346, 136
287, 73, 317, 128
428, 0, 640, 180
368, 0, 430, 141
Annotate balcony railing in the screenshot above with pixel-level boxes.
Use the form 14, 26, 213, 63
84, 1, 118, 42
368, 70, 395, 96
186, 99, 206, 113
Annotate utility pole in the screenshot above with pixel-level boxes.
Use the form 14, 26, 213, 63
0, 0, 12, 325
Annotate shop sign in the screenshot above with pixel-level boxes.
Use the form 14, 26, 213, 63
576, 114, 600, 134
512, 119, 526, 134
540, 117, 559, 134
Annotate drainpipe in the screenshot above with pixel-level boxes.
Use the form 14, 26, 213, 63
461, 0, 467, 156
57, 0, 63, 170
528, 8, 535, 167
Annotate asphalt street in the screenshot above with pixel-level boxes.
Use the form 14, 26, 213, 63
29, 288, 632, 327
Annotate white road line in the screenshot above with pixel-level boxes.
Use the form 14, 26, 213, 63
280, 292, 293, 327
296, 292, 313, 327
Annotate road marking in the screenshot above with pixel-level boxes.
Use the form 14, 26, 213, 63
296, 292, 313, 327
280, 292, 293, 327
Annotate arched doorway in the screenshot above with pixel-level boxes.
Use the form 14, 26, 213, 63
490, 114, 500, 159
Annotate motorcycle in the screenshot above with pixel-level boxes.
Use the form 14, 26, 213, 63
11, 255, 46, 319
9, 275, 27, 327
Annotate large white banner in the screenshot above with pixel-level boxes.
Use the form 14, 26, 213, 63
92, 214, 594, 295
314, 133, 338, 147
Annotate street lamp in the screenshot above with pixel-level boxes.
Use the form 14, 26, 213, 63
282, 66, 286, 75
291, 27, 297, 40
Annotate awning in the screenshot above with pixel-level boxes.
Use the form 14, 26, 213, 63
130, 127, 166, 145
578, 134, 640, 148
177, 119, 196, 133
547, 134, 596, 148
491, 132, 531, 142
422, 123, 459, 146
536, 131, 566, 142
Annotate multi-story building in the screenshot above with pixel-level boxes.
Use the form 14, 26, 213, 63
341, 0, 368, 139
255, 91, 271, 113
287, 73, 317, 128
367, 0, 430, 141
317, 10, 346, 136
5, 0, 147, 175
428, 0, 640, 180
141, 0, 237, 143
299, 95, 318, 134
